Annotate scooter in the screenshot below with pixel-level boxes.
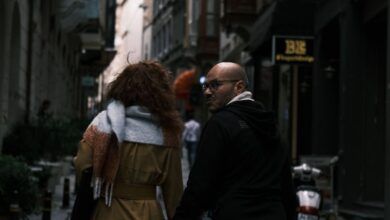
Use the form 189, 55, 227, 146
292, 163, 322, 220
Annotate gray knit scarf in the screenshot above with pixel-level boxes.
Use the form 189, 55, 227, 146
83, 100, 164, 206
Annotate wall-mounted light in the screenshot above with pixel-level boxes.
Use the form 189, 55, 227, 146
300, 81, 310, 93
199, 76, 206, 84
323, 65, 336, 79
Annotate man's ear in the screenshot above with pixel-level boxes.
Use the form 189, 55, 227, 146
236, 80, 246, 93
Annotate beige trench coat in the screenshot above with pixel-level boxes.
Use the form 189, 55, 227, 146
74, 140, 183, 220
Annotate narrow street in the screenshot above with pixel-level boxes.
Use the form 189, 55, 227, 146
2, 0, 390, 219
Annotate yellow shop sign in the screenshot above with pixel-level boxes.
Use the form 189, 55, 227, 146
272, 35, 314, 64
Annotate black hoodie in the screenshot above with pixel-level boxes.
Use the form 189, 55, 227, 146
174, 100, 296, 220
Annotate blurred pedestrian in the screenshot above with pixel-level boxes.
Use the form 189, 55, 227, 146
182, 111, 200, 167
72, 60, 184, 220
37, 99, 52, 124
173, 62, 296, 220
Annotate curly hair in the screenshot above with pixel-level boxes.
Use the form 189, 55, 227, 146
106, 60, 184, 147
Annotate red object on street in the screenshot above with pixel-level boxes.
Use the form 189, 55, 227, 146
174, 70, 196, 100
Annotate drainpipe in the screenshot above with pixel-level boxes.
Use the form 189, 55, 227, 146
385, 0, 390, 218
24, 1, 34, 123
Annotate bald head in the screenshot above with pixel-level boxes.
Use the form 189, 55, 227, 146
210, 62, 248, 88
204, 62, 249, 112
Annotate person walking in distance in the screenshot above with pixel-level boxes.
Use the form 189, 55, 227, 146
173, 62, 296, 220
182, 111, 200, 167
72, 60, 184, 220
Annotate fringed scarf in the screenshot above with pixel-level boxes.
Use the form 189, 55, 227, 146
83, 100, 165, 206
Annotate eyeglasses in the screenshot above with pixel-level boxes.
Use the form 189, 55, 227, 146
202, 79, 240, 91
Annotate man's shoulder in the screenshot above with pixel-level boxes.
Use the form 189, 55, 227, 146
208, 109, 240, 128
215, 103, 253, 118
228, 100, 264, 110
210, 101, 267, 128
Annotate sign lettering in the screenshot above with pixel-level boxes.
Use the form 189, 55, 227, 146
272, 36, 314, 64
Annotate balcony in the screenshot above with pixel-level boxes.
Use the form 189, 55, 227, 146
221, 0, 266, 41
221, 0, 258, 25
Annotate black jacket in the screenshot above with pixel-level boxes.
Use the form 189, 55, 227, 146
173, 100, 296, 220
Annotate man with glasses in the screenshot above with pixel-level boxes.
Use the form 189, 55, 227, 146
173, 62, 296, 220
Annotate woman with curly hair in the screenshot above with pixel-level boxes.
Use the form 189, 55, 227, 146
72, 60, 184, 220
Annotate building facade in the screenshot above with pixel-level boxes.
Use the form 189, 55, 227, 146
141, 0, 154, 60
0, 0, 115, 150
220, 0, 390, 219
313, 0, 388, 218
97, 0, 146, 107
151, 0, 188, 74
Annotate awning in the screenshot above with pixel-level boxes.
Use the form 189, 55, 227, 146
247, 0, 315, 53
247, 1, 277, 52
173, 70, 196, 100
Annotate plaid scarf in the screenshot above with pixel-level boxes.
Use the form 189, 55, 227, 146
83, 100, 164, 206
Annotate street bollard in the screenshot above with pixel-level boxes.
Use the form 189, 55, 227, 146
9, 203, 20, 220
9, 190, 20, 220
62, 177, 70, 208
42, 190, 52, 220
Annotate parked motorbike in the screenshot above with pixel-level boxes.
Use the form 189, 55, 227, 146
292, 163, 322, 220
